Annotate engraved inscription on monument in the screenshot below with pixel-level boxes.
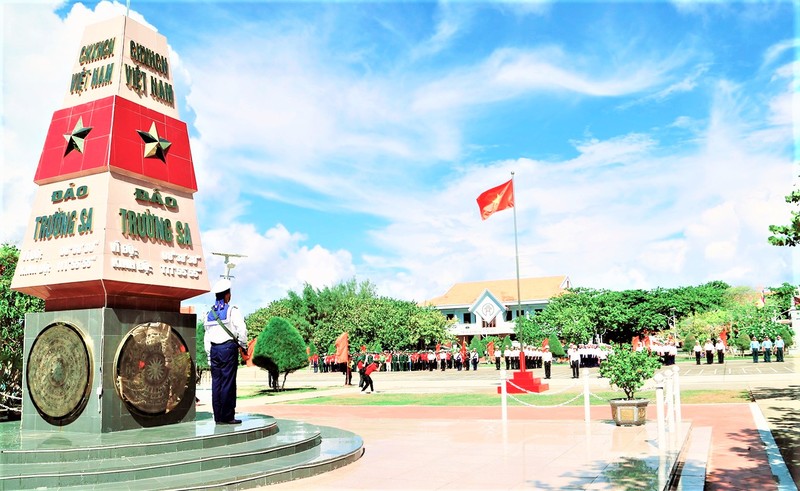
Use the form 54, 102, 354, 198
26, 322, 93, 426
114, 322, 193, 417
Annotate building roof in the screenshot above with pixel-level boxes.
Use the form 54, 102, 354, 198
423, 275, 570, 308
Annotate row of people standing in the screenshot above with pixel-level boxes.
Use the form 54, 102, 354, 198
693, 339, 726, 365
314, 349, 484, 373
749, 335, 785, 363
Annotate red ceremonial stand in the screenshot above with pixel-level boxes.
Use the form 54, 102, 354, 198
497, 355, 549, 394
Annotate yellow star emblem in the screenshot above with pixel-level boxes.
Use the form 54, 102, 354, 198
137, 122, 172, 163
63, 117, 92, 156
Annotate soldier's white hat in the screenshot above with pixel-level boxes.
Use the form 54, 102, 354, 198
212, 278, 232, 294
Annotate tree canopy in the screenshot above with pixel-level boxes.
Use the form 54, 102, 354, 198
515, 281, 796, 347
252, 316, 308, 390
768, 184, 800, 246
0, 244, 45, 415
245, 279, 452, 356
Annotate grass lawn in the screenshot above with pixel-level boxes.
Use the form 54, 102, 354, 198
278, 389, 750, 406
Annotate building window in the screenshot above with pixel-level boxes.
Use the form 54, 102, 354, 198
463, 313, 472, 324
506, 310, 512, 321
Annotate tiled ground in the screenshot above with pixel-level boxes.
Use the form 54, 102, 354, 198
246, 405, 693, 490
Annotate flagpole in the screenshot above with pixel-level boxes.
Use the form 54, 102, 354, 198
511, 171, 525, 372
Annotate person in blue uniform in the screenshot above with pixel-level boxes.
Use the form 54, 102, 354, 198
204, 279, 248, 425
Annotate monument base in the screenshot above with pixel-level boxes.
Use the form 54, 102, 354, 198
498, 370, 549, 394
22, 308, 197, 433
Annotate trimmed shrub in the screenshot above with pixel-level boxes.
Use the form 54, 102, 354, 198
252, 317, 308, 390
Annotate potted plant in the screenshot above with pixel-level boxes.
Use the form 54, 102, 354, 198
599, 343, 662, 426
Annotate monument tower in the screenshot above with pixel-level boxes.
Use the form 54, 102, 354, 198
11, 15, 209, 433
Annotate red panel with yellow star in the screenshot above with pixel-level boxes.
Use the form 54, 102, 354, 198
34, 95, 197, 193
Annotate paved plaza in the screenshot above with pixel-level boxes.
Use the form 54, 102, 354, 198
198, 355, 800, 490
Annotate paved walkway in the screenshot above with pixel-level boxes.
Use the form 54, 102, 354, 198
202, 356, 799, 490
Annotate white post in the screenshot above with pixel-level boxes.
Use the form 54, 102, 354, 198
654, 372, 665, 449
664, 369, 675, 434
671, 365, 682, 424
583, 367, 591, 424
501, 367, 508, 424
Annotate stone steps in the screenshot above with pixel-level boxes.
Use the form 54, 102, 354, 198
0, 412, 363, 490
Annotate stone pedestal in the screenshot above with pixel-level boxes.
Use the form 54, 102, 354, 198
22, 308, 196, 433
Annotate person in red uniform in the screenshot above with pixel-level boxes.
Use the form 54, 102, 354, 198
361, 361, 380, 393
356, 357, 366, 389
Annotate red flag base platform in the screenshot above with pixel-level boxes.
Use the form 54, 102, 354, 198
498, 370, 549, 394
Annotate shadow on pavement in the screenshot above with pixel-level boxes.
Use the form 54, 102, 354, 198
749, 385, 800, 487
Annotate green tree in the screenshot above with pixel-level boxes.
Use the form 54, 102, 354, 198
522, 289, 597, 345
765, 282, 798, 317
677, 310, 731, 345
246, 292, 311, 342
599, 344, 662, 400
514, 315, 547, 346
252, 317, 308, 390
0, 244, 45, 415
732, 330, 753, 355
681, 333, 696, 353
730, 303, 782, 341
195, 319, 209, 383
768, 182, 800, 246
548, 333, 566, 358
468, 335, 483, 354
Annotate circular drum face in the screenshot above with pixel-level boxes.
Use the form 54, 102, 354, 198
114, 322, 193, 417
26, 322, 93, 426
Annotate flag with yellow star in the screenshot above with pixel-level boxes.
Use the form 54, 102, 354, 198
476, 179, 514, 220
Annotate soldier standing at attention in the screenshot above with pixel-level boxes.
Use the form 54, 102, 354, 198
693, 340, 702, 365
775, 335, 785, 362
568, 344, 580, 379
204, 279, 248, 425
715, 338, 726, 364
762, 337, 773, 363
750, 336, 761, 363
542, 347, 553, 379
704, 339, 715, 365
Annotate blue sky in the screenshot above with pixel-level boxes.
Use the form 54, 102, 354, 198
1, 1, 797, 315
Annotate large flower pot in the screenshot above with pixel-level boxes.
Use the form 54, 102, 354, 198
609, 398, 649, 426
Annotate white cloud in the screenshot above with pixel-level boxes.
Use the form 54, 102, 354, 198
409, 2, 469, 61
762, 38, 799, 68
190, 222, 356, 314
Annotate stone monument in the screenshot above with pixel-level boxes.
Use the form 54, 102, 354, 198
11, 15, 209, 433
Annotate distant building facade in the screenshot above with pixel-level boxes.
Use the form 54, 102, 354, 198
424, 276, 571, 338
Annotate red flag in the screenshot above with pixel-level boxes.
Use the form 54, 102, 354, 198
460, 339, 467, 358
360, 345, 366, 353
542, 338, 549, 349
487, 341, 495, 356
719, 328, 728, 347
631, 335, 640, 351
436, 342, 441, 354
476, 179, 514, 220
335, 332, 349, 364
245, 339, 257, 367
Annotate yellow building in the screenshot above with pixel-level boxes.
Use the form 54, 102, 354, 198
424, 275, 571, 338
